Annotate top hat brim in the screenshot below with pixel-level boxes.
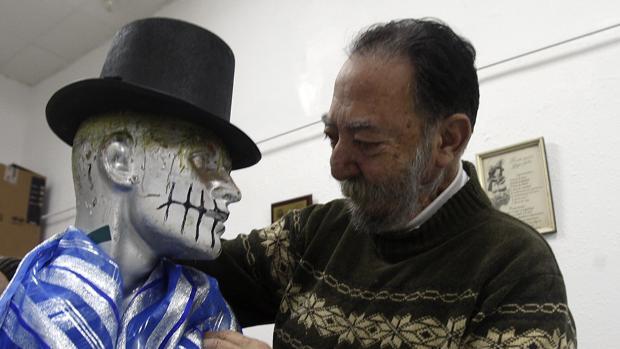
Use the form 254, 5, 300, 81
46, 78, 261, 170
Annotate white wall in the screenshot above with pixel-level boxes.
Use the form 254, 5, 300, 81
0, 75, 32, 165
5, 0, 620, 346
22, 44, 109, 232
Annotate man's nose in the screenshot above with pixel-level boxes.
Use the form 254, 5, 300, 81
330, 140, 360, 181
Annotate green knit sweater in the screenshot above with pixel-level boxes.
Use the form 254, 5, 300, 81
194, 162, 576, 348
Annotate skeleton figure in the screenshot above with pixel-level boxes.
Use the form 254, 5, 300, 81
73, 113, 241, 295
0, 18, 261, 348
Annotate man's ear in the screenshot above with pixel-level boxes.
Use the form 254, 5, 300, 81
100, 132, 137, 189
434, 113, 472, 168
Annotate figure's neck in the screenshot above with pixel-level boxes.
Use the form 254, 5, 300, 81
75, 202, 158, 296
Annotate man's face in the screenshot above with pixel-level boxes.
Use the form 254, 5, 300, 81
324, 54, 440, 233
127, 119, 241, 260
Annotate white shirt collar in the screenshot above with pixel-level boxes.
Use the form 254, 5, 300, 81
407, 164, 469, 229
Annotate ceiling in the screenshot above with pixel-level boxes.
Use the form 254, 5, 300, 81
0, 0, 176, 86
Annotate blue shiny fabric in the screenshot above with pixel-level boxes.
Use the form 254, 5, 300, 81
0, 227, 239, 348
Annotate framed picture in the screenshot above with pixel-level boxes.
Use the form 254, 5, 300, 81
271, 195, 313, 223
476, 137, 556, 234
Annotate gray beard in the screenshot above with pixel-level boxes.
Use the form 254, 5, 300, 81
340, 138, 446, 234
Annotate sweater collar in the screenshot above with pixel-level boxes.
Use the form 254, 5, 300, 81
406, 163, 469, 229
371, 161, 493, 261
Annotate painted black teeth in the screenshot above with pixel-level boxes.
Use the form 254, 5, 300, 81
157, 181, 228, 243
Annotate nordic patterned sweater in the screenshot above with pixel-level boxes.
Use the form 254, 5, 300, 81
193, 162, 576, 348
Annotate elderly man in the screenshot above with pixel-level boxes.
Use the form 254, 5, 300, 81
0, 18, 264, 348
199, 19, 576, 349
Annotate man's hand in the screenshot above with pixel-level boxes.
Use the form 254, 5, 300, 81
203, 331, 271, 349
0, 272, 8, 294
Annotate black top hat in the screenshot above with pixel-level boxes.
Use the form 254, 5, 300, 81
46, 17, 261, 170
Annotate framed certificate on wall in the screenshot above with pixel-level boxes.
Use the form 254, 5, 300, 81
476, 137, 556, 234
271, 195, 313, 223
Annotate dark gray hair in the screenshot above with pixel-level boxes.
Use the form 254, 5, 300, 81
349, 18, 479, 128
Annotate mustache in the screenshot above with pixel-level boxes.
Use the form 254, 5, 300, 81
340, 176, 393, 203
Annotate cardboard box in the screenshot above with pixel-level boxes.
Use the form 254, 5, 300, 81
0, 163, 46, 257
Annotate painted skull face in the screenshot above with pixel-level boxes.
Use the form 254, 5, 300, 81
126, 117, 241, 260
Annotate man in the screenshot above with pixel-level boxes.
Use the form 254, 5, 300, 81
198, 19, 576, 348
0, 18, 266, 348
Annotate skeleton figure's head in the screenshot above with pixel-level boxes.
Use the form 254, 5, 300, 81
72, 112, 241, 260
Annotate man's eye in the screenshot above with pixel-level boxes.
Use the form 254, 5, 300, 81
323, 133, 338, 148
355, 140, 381, 151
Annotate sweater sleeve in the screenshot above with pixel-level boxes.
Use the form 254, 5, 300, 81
0, 257, 20, 280
463, 272, 577, 348
182, 208, 308, 328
